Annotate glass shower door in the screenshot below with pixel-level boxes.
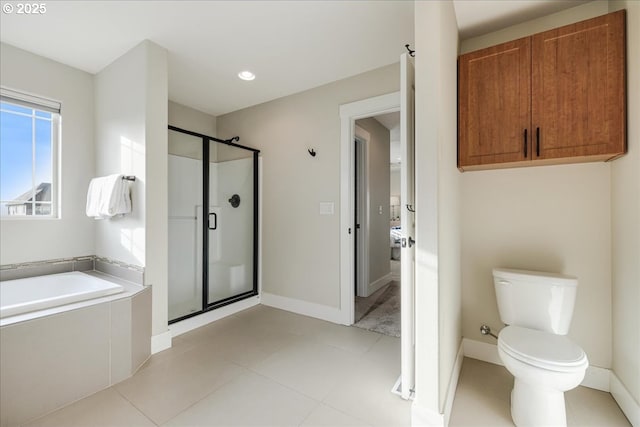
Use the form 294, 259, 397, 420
206, 140, 257, 307
168, 129, 203, 321
168, 124, 258, 324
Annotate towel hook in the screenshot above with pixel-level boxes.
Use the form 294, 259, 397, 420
405, 44, 415, 57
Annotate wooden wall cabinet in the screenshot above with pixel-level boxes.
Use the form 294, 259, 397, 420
458, 10, 626, 171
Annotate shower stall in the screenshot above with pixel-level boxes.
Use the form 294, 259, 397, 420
168, 126, 259, 323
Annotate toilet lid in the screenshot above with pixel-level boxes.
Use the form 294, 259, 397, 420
498, 326, 588, 372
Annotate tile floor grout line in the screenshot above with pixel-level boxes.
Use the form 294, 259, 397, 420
296, 400, 323, 427
114, 346, 248, 423
243, 362, 328, 404
112, 385, 161, 426
160, 365, 253, 426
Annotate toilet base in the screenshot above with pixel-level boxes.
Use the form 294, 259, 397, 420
511, 379, 567, 426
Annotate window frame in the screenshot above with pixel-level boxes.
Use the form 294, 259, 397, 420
0, 88, 61, 220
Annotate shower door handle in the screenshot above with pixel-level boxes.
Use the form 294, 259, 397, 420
208, 212, 217, 230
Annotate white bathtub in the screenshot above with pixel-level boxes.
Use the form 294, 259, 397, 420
1, 270, 150, 426
0, 271, 124, 318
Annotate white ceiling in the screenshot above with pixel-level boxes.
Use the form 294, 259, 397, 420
0, 1, 414, 116
1, 1, 588, 117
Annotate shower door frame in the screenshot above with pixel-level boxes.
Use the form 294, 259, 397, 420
168, 125, 260, 324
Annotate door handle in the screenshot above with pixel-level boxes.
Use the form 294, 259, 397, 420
401, 237, 415, 248
208, 212, 217, 230
523, 129, 528, 158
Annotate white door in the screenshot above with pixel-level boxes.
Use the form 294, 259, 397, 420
400, 52, 415, 400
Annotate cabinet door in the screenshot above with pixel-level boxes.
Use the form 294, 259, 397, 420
458, 38, 531, 170
532, 10, 626, 161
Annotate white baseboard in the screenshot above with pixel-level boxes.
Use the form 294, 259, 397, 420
406, 341, 462, 426
610, 372, 640, 427
443, 342, 465, 426
411, 400, 444, 427
582, 365, 611, 392
462, 338, 610, 392
261, 292, 343, 324
151, 330, 172, 354
169, 296, 260, 338
462, 337, 502, 366
368, 272, 392, 296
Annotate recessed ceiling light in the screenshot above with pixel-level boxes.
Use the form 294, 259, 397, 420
238, 70, 255, 81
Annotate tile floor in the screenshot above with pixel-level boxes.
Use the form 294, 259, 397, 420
25, 305, 630, 427
449, 358, 631, 427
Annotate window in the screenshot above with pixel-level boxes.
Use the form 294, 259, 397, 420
0, 88, 60, 218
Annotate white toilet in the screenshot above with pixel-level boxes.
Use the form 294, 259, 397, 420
493, 268, 589, 427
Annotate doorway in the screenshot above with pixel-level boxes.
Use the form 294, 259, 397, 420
339, 92, 401, 326
352, 114, 402, 338
167, 126, 260, 324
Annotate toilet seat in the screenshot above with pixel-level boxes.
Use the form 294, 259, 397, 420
498, 326, 588, 372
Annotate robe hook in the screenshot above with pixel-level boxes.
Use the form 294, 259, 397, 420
405, 44, 415, 57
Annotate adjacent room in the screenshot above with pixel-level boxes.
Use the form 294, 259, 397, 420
0, 1, 638, 426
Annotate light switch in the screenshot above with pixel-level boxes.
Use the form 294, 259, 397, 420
319, 202, 334, 215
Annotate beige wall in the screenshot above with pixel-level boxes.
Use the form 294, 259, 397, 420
461, 164, 612, 367
94, 40, 169, 338
168, 100, 217, 138
94, 43, 148, 267
610, 0, 640, 407
435, 1, 462, 413
356, 117, 391, 286
460, 2, 615, 371
143, 42, 169, 340
413, 0, 461, 418
217, 64, 399, 308
0, 43, 95, 265
167, 101, 217, 161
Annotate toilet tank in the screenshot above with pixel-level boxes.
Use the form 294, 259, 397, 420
493, 268, 578, 335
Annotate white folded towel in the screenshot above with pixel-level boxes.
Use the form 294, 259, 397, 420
86, 174, 132, 218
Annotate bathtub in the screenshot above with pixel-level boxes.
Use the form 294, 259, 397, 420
1, 270, 150, 426
0, 271, 124, 318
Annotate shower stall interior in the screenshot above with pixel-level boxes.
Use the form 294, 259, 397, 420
168, 126, 259, 323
